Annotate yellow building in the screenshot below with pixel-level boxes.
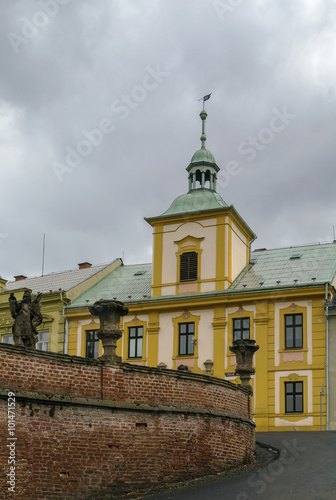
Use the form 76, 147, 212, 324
65, 109, 336, 431
0, 259, 122, 353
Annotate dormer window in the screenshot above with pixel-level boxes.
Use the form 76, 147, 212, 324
180, 252, 198, 281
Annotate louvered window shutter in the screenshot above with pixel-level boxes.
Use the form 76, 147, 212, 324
180, 252, 198, 281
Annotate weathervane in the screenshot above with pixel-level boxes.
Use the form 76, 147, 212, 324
198, 93, 211, 110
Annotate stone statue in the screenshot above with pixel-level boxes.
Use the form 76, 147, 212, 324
8, 290, 43, 348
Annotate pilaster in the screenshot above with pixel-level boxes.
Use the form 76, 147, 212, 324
212, 305, 227, 378
254, 300, 270, 431
147, 312, 160, 367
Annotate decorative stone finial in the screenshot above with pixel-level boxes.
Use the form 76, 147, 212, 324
229, 339, 259, 392
8, 291, 43, 348
203, 359, 213, 375
89, 299, 128, 362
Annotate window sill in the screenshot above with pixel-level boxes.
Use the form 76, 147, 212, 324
173, 354, 198, 359
124, 357, 147, 362
278, 348, 308, 353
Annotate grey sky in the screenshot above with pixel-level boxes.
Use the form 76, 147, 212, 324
1, 0, 336, 281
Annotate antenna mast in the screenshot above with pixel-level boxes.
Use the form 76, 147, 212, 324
42, 234, 46, 276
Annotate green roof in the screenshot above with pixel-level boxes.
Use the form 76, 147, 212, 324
159, 189, 228, 217
189, 148, 217, 165
66, 243, 336, 309
230, 242, 336, 291
67, 263, 152, 308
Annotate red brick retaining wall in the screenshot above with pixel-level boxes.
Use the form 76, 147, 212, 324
0, 344, 255, 499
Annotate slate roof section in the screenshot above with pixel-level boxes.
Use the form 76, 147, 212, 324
230, 242, 336, 292
67, 263, 152, 308
6, 262, 117, 294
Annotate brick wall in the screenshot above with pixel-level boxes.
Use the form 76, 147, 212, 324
0, 344, 255, 499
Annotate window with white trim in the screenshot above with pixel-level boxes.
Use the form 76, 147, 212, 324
285, 381, 303, 413
1, 334, 13, 344
86, 330, 99, 359
285, 314, 303, 349
128, 326, 143, 358
178, 323, 195, 356
233, 318, 250, 341
36, 330, 49, 351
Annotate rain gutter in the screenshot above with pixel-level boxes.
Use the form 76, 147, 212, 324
325, 282, 330, 430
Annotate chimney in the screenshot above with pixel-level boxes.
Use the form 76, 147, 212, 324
78, 262, 92, 270
14, 275, 27, 281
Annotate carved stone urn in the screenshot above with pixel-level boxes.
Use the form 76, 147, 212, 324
89, 299, 128, 362
203, 359, 213, 375
229, 339, 259, 391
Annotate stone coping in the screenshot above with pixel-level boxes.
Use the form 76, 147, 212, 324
0, 389, 255, 427
0, 343, 250, 396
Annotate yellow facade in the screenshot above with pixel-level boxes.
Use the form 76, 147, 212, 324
65, 205, 332, 431
0, 259, 122, 354
64, 109, 334, 431
0, 288, 69, 354
65, 268, 331, 432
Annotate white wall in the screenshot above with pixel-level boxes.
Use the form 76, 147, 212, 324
231, 222, 248, 281
161, 220, 217, 285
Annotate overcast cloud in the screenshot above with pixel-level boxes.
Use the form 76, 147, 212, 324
1, 0, 336, 281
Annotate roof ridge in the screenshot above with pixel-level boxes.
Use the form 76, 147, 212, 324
252, 241, 336, 253
6, 260, 120, 283
121, 263, 151, 268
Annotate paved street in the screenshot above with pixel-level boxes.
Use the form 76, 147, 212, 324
142, 432, 336, 500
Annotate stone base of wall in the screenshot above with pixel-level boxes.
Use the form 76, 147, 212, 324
0, 344, 255, 499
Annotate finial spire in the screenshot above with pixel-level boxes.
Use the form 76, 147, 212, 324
187, 93, 219, 192
200, 109, 207, 149
198, 93, 211, 149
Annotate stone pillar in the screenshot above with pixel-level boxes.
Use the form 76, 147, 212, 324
229, 339, 259, 392
89, 299, 128, 362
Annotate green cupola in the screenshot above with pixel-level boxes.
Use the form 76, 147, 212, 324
186, 108, 220, 191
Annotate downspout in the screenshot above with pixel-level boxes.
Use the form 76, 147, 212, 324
249, 235, 257, 264
63, 312, 69, 355
60, 291, 69, 355
325, 282, 329, 431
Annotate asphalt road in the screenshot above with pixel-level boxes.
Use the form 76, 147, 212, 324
141, 431, 336, 500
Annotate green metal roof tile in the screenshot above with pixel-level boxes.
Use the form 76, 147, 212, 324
66, 244, 336, 310
159, 189, 228, 217
67, 263, 152, 308
229, 242, 336, 291
188, 148, 217, 166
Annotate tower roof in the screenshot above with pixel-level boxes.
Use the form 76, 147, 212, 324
145, 102, 255, 241
160, 188, 228, 217
189, 148, 217, 166
186, 106, 220, 191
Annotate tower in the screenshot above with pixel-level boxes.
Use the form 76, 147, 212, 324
145, 104, 256, 298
